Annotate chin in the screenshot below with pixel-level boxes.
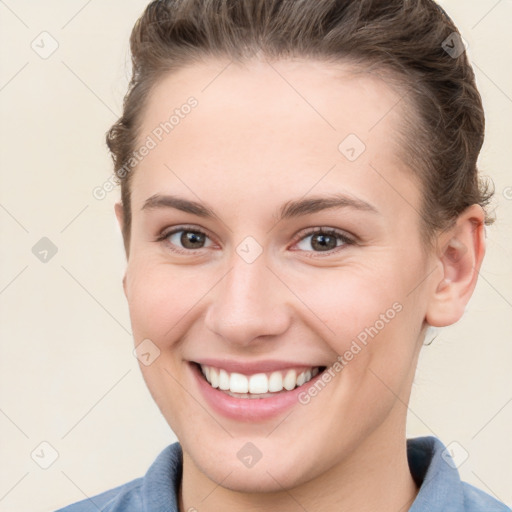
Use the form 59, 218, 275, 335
190, 443, 324, 494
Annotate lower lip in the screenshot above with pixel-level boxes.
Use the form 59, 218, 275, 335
190, 363, 325, 422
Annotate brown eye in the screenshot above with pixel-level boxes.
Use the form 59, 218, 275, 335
294, 228, 353, 253
180, 231, 206, 249
310, 233, 338, 251
164, 228, 213, 251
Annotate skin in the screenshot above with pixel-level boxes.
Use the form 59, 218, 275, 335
115, 58, 485, 512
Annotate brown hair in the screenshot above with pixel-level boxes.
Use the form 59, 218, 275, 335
107, 0, 494, 254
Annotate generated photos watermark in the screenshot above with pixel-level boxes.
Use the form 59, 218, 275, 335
93, 96, 198, 200
298, 301, 403, 405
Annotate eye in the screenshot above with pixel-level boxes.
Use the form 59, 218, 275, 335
157, 226, 214, 252
293, 228, 354, 253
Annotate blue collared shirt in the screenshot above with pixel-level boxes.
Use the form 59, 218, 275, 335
56, 436, 510, 511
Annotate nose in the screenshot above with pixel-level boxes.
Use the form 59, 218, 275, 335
204, 252, 291, 347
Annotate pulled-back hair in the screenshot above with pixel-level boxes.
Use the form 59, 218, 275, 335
107, 0, 494, 251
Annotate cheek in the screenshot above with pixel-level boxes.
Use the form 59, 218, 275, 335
125, 259, 204, 433
125, 258, 209, 343
294, 264, 420, 391
290, 265, 403, 345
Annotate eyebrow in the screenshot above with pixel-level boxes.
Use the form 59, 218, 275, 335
279, 194, 379, 219
141, 193, 380, 220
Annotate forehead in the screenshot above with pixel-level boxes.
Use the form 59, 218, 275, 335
131, 58, 420, 222
140, 58, 406, 150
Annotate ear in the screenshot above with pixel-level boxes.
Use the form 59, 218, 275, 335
115, 201, 124, 229
115, 202, 129, 292
425, 204, 486, 327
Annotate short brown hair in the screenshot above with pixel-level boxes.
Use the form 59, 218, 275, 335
107, 0, 494, 253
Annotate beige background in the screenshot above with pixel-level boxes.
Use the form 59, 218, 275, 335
0, 1, 510, 511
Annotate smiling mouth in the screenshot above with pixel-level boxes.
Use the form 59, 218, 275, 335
195, 363, 327, 399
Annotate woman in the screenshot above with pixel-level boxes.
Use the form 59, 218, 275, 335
57, 0, 508, 510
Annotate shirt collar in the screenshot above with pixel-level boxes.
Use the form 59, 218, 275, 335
141, 442, 182, 512
408, 436, 465, 511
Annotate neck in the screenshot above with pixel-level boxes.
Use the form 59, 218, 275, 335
179, 418, 418, 512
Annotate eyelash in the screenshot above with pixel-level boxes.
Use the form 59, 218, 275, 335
155, 225, 356, 256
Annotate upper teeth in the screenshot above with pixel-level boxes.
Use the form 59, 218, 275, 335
200, 365, 320, 394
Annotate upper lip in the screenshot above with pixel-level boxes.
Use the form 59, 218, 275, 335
191, 358, 326, 375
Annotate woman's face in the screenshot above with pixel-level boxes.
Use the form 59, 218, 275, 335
121, 58, 437, 491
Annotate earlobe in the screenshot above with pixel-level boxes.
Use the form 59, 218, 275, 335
425, 205, 486, 328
